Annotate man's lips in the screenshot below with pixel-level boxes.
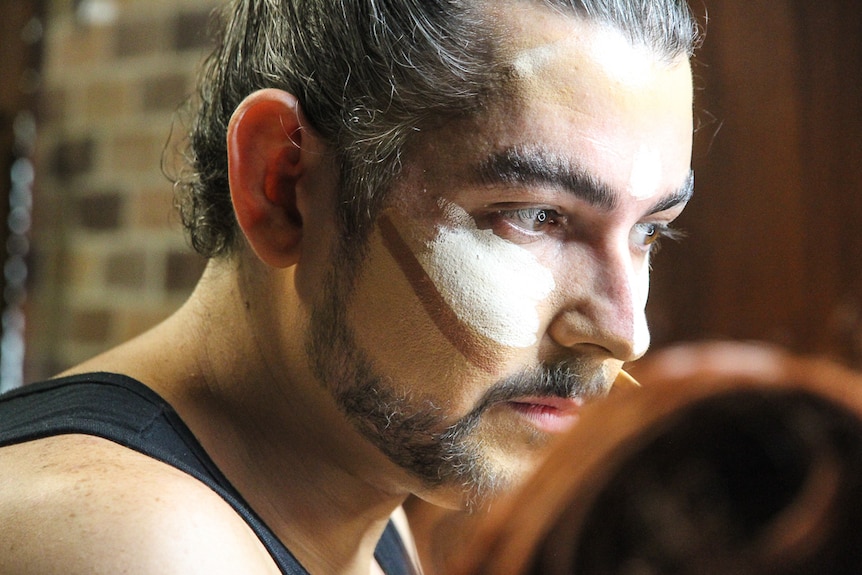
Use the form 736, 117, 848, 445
506, 396, 584, 433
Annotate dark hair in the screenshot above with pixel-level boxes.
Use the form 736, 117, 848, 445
560, 389, 862, 575
176, 0, 700, 258
447, 345, 862, 575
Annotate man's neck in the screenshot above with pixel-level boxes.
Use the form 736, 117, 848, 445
65, 261, 414, 575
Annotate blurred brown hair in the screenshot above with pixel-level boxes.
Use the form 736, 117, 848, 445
449, 342, 862, 575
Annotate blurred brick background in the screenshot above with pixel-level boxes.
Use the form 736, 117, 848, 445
25, 0, 219, 380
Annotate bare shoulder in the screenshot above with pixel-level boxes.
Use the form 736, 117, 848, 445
0, 434, 280, 575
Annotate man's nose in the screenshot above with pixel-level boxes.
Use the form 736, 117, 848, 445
547, 244, 650, 362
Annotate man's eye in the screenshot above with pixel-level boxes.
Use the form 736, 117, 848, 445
631, 222, 683, 251
500, 208, 561, 232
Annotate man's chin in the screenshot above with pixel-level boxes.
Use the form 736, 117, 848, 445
414, 436, 552, 512
414, 477, 514, 513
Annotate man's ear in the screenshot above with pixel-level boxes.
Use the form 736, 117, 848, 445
227, 88, 315, 268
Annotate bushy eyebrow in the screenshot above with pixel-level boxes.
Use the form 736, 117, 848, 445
648, 169, 695, 214
476, 147, 695, 214
477, 147, 617, 210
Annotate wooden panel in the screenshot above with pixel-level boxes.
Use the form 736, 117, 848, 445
794, 0, 862, 361
648, 0, 862, 366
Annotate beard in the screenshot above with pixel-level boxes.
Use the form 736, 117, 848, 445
305, 236, 611, 508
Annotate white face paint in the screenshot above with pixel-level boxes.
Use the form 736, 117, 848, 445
417, 208, 556, 348
629, 144, 663, 200
511, 43, 557, 80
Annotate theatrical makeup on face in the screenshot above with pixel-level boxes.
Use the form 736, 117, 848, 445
377, 202, 556, 371
308, 12, 694, 508
310, 196, 615, 508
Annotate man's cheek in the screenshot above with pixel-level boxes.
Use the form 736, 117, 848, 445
347, 220, 485, 399
418, 221, 556, 350
377, 211, 557, 371
374, 214, 508, 374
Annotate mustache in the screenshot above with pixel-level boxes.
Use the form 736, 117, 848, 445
440, 360, 611, 441
480, 360, 611, 407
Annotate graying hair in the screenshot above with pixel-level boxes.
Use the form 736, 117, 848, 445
176, 0, 699, 258
543, 0, 700, 62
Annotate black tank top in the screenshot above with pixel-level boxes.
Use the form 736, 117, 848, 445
0, 372, 416, 575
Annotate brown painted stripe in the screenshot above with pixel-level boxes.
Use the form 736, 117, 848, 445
377, 214, 503, 374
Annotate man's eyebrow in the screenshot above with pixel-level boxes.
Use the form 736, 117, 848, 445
648, 169, 695, 214
477, 148, 695, 215
477, 147, 617, 210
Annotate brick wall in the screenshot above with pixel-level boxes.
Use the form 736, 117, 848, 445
25, 0, 221, 381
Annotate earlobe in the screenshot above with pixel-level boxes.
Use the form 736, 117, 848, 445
227, 89, 308, 268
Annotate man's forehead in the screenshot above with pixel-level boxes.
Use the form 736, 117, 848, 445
515, 29, 669, 83
490, 3, 593, 72
485, 3, 688, 96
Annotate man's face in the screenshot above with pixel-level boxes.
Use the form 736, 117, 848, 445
307, 12, 694, 508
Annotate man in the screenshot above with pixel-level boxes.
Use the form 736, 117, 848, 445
0, 0, 698, 573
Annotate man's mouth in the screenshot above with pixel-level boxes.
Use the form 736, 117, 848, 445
506, 396, 584, 433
